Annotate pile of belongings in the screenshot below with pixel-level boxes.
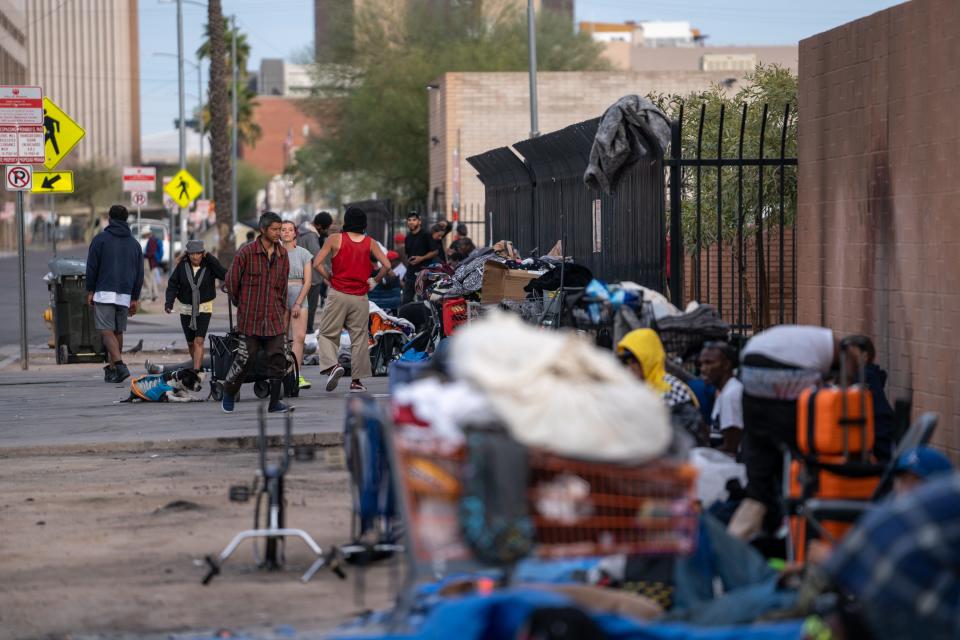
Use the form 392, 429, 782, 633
331, 312, 810, 640
302, 301, 414, 372
653, 304, 729, 361
416, 240, 558, 301
395, 311, 672, 462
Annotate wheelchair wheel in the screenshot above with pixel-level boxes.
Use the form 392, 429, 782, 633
253, 380, 270, 399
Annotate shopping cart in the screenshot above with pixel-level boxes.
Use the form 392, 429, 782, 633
382, 422, 698, 630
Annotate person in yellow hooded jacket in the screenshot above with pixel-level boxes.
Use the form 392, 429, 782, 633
617, 328, 708, 445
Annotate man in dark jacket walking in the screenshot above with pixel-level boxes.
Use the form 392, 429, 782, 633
86, 205, 144, 383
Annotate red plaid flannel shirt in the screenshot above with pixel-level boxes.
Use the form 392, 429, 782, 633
225, 237, 289, 336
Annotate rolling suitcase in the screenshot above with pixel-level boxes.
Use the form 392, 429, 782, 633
790, 341, 880, 561
207, 298, 299, 401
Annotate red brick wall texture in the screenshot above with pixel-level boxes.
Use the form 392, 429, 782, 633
798, 0, 960, 458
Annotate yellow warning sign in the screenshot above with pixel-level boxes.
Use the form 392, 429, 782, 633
31, 170, 74, 194
42, 97, 85, 170
163, 168, 203, 208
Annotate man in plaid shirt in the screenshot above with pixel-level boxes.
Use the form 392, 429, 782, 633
222, 211, 291, 413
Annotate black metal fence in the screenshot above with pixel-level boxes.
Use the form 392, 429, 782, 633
667, 102, 798, 334
467, 117, 664, 289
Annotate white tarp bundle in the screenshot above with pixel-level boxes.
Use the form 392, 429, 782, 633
450, 312, 672, 463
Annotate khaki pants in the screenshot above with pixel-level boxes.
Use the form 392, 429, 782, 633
317, 288, 371, 379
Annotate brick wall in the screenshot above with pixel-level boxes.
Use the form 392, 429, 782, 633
241, 97, 326, 177
798, 0, 960, 458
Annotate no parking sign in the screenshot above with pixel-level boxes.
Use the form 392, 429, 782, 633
4, 164, 32, 191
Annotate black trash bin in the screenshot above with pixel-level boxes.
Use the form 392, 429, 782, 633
47, 259, 105, 365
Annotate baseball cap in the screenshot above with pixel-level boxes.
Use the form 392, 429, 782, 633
387, 250, 400, 261
893, 446, 954, 479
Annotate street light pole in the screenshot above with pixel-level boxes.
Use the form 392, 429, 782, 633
198, 55, 205, 199
527, 0, 540, 138
230, 14, 238, 227
176, 0, 186, 256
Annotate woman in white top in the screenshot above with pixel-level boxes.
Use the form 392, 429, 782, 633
280, 221, 314, 389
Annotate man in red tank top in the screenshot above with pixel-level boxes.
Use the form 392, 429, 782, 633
311, 207, 390, 392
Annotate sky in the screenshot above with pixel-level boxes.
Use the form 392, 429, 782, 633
138, 0, 906, 137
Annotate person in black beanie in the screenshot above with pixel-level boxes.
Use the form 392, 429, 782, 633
312, 206, 390, 393
85, 204, 143, 383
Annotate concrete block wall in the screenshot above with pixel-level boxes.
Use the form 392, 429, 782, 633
797, 0, 960, 458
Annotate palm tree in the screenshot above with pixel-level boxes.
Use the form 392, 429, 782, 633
197, 18, 261, 148
206, 0, 233, 262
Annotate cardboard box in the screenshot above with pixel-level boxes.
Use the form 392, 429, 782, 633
481, 262, 543, 303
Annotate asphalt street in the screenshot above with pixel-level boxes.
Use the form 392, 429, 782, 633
0, 244, 85, 348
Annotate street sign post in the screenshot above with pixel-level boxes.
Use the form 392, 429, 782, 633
31, 170, 74, 194
41, 97, 85, 170
3, 159, 34, 370
123, 166, 157, 193
131, 191, 148, 231
0, 87, 44, 371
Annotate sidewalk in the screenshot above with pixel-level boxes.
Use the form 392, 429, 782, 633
0, 359, 388, 452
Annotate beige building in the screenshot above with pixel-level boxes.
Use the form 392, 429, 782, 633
429, 70, 749, 225
25, 0, 140, 166
316, 0, 572, 61
0, 0, 27, 84
579, 21, 797, 74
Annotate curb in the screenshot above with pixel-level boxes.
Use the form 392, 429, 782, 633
0, 431, 345, 457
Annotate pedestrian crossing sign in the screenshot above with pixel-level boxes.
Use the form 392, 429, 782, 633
42, 97, 85, 170
164, 168, 202, 208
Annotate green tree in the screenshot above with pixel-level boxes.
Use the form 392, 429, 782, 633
206, 0, 233, 263
197, 18, 261, 148
649, 64, 798, 328
69, 160, 120, 243
292, 1, 609, 205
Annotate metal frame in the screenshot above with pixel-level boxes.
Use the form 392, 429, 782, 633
668, 103, 797, 335
202, 406, 340, 585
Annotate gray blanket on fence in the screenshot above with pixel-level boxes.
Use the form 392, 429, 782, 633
583, 95, 672, 195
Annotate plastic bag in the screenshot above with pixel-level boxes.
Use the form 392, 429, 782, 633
689, 447, 747, 507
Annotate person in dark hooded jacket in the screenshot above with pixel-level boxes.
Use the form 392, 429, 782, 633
843, 335, 896, 462
85, 204, 144, 383
165, 240, 227, 371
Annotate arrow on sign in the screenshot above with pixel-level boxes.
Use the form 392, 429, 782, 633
31, 170, 74, 194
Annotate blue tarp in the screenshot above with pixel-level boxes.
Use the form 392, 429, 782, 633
329, 586, 804, 640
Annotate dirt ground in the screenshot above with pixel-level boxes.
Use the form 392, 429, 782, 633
0, 447, 399, 639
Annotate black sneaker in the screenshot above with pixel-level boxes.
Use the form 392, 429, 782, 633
114, 362, 131, 383
268, 401, 291, 414
103, 365, 117, 383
